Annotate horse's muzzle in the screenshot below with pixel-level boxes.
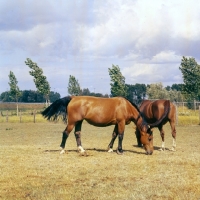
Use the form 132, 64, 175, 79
146, 151, 153, 155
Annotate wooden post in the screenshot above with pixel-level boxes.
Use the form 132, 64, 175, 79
33, 109, 36, 123
194, 100, 196, 112
6, 110, 8, 122
199, 106, 200, 125
19, 110, 22, 123
176, 105, 178, 125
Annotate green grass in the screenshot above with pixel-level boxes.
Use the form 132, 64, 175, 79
0, 114, 47, 123
0, 122, 200, 199
176, 106, 200, 125
0, 113, 199, 125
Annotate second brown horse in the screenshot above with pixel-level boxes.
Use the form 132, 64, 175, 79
135, 100, 177, 151
42, 96, 158, 155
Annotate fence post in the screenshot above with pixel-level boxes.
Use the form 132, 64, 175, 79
33, 109, 36, 123
175, 105, 178, 125
6, 110, 8, 122
194, 100, 196, 112
199, 106, 200, 125
19, 110, 22, 123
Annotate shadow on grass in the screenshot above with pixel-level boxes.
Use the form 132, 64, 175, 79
44, 148, 146, 155
132, 144, 170, 151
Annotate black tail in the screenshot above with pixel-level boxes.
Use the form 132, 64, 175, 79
148, 100, 170, 127
41, 96, 72, 122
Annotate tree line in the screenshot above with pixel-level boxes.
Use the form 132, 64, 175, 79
1, 56, 200, 107
0, 90, 60, 103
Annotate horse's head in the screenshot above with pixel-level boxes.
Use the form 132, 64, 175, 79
140, 124, 153, 155
137, 117, 154, 155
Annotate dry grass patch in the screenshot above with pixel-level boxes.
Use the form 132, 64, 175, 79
0, 122, 200, 199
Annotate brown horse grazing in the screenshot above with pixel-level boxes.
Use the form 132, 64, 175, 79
135, 100, 176, 151
42, 96, 155, 155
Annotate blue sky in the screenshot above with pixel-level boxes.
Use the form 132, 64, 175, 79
1, 0, 200, 97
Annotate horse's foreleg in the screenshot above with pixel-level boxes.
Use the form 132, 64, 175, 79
135, 128, 142, 147
158, 125, 165, 151
116, 122, 125, 155
74, 121, 86, 155
107, 125, 118, 153
117, 132, 124, 155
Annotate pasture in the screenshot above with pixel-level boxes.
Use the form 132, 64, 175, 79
0, 122, 200, 200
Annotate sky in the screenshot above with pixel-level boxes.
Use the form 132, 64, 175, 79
1, 0, 200, 97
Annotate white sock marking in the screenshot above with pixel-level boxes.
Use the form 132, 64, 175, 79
78, 146, 85, 153
108, 148, 113, 153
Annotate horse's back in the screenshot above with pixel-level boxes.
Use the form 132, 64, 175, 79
68, 96, 130, 126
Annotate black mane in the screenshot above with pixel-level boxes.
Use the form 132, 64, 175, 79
122, 97, 142, 115
122, 97, 152, 133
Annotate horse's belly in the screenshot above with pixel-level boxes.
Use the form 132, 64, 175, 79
85, 118, 117, 127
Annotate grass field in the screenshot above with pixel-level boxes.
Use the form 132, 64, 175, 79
0, 122, 200, 200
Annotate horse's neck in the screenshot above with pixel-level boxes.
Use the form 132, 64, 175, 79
135, 116, 143, 130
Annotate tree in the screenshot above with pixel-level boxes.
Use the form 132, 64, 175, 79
49, 91, 60, 102
81, 88, 91, 96
8, 71, 22, 115
20, 90, 46, 102
179, 56, 200, 101
25, 58, 50, 104
147, 83, 169, 100
68, 75, 81, 96
126, 83, 147, 104
0, 91, 13, 102
108, 64, 127, 97
171, 83, 183, 91
168, 90, 183, 102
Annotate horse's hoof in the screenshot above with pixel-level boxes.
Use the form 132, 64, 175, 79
116, 149, 123, 155
158, 148, 165, 151
108, 148, 113, 153
60, 149, 65, 154
169, 148, 176, 151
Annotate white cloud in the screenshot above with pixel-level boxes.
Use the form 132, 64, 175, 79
1, 0, 200, 96
151, 51, 182, 63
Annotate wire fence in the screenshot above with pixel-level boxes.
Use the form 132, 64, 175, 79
0, 102, 200, 125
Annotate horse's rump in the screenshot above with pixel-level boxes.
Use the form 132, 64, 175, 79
140, 100, 171, 127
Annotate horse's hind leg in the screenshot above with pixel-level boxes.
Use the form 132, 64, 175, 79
158, 125, 165, 151
60, 123, 74, 154
169, 121, 176, 151
107, 125, 118, 153
74, 120, 86, 155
